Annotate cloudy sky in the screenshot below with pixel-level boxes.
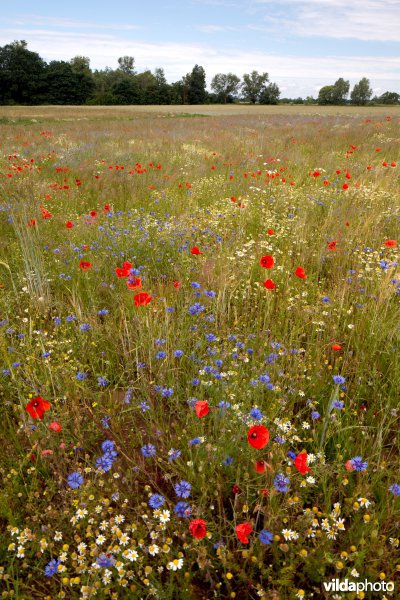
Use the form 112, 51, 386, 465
1, 0, 399, 98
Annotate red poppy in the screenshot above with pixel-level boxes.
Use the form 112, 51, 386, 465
104, 204, 111, 212
327, 241, 337, 251
79, 260, 91, 270
247, 425, 270, 449
41, 209, 52, 219
263, 279, 276, 290
255, 460, 266, 473
385, 239, 397, 247
27, 219, 37, 227
134, 292, 152, 306
236, 523, 253, 544
122, 262, 132, 270
342, 183, 349, 190
126, 277, 142, 290
173, 280, 182, 289
189, 519, 207, 540
260, 488, 270, 497
195, 400, 209, 418
391, 162, 396, 167
332, 343, 342, 351
294, 452, 310, 475
260, 255, 274, 269
267, 229, 274, 235
295, 267, 307, 279
25, 396, 51, 420
232, 484, 241, 494
190, 246, 202, 255
66, 221, 73, 229
230, 196, 237, 202
49, 421, 62, 432
115, 267, 130, 278
90, 211, 98, 218
345, 459, 354, 472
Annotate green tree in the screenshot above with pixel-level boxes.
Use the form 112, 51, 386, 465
350, 78, 373, 105
117, 56, 135, 75
331, 78, 350, 104
112, 76, 141, 104
0, 40, 46, 104
43, 61, 93, 104
241, 71, 269, 104
187, 65, 207, 104
259, 82, 281, 104
378, 91, 400, 105
211, 73, 240, 103
317, 85, 334, 105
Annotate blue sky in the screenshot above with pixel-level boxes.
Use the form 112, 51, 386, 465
1, 0, 399, 98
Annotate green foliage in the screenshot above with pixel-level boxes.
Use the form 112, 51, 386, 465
350, 78, 373, 106
241, 70, 269, 103
211, 73, 241, 103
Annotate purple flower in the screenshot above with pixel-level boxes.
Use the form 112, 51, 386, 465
259, 530, 273, 545
273, 473, 290, 493
333, 375, 346, 385
141, 444, 156, 457
44, 559, 61, 577
149, 494, 165, 509
174, 480, 191, 498
174, 502, 192, 518
67, 472, 83, 489
389, 484, 400, 496
350, 456, 368, 472
97, 553, 116, 568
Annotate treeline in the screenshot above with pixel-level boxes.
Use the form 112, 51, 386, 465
0, 40, 280, 106
1, 41, 399, 106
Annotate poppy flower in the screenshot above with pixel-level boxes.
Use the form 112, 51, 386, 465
342, 183, 349, 190
173, 280, 182, 289
331, 343, 342, 351
263, 279, 276, 290
41, 209, 52, 219
27, 219, 36, 227
25, 396, 51, 420
327, 241, 337, 251
247, 425, 270, 449
295, 267, 307, 279
104, 204, 111, 212
115, 267, 129, 278
267, 228, 274, 235
255, 460, 266, 473
385, 240, 397, 247
134, 292, 152, 306
345, 459, 355, 472
190, 246, 202, 255
122, 262, 132, 270
79, 261, 91, 270
294, 452, 310, 475
66, 221, 73, 229
195, 400, 209, 418
189, 518, 207, 540
260, 255, 274, 269
90, 211, 98, 218
236, 523, 253, 544
232, 484, 241, 494
126, 277, 142, 290
49, 422, 62, 432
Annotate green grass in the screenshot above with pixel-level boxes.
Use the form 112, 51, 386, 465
0, 106, 399, 599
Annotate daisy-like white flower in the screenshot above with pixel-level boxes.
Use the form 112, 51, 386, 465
282, 529, 299, 541
54, 531, 63, 541
159, 510, 171, 524
124, 549, 138, 561
96, 535, 106, 545
119, 534, 130, 546
350, 568, 359, 578
357, 497, 371, 508
167, 558, 184, 571
115, 514, 125, 524
148, 544, 159, 556
77, 542, 87, 554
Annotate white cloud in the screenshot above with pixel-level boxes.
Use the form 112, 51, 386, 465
253, 0, 400, 41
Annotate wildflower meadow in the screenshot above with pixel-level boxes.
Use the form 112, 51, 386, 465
0, 104, 399, 599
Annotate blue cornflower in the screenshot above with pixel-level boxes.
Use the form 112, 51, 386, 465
204, 290, 216, 297
2, 369, 10, 377
161, 387, 174, 397
332, 400, 344, 410
79, 323, 90, 332
188, 302, 205, 315
174, 502, 192, 518
168, 448, 181, 461
97, 376, 109, 387
190, 282, 201, 288
223, 456, 233, 466
215, 359, 223, 367
287, 451, 296, 460
218, 400, 230, 411
205, 333, 217, 342
141, 444, 156, 457
273, 473, 290, 493
42, 352, 51, 358
66, 315, 76, 322
156, 351, 166, 359
95, 455, 114, 472
174, 480, 191, 498
155, 338, 166, 345
101, 440, 116, 454
98, 309, 109, 316
67, 472, 83, 489
189, 437, 201, 446
389, 484, 400, 496
311, 411, 320, 420
333, 375, 346, 385
44, 558, 60, 577
12, 362, 20, 368
350, 456, 368, 472
149, 494, 165, 509
139, 401, 151, 412
174, 350, 184, 358
97, 553, 116, 568
101, 415, 111, 428
124, 388, 133, 404
259, 373, 270, 383
137, 361, 146, 368
53, 317, 62, 325
259, 530, 274, 545
322, 296, 330, 303
250, 407, 263, 420
192, 378, 200, 386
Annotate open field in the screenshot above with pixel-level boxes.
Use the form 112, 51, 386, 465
0, 106, 399, 599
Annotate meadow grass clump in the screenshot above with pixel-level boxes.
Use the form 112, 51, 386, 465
0, 106, 399, 599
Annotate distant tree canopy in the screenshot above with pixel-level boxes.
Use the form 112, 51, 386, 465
0, 41, 398, 106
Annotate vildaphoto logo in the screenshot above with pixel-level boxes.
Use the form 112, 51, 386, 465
323, 579, 395, 593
